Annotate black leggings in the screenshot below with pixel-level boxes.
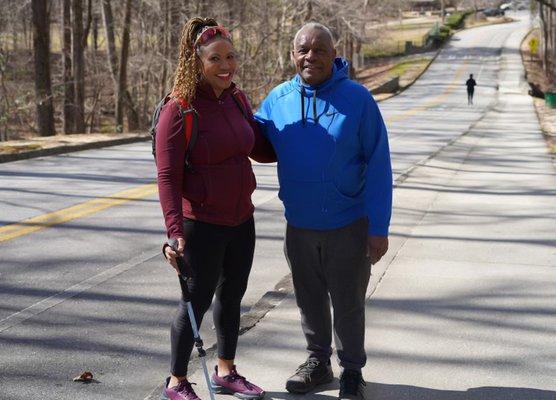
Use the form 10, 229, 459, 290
170, 217, 255, 376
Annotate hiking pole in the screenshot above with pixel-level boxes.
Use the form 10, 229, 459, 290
168, 239, 216, 400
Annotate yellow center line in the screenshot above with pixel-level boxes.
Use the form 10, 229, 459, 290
0, 183, 158, 243
385, 58, 470, 124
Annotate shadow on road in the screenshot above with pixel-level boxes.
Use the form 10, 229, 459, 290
264, 385, 556, 400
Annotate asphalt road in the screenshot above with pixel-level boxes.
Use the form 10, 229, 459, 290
0, 11, 547, 400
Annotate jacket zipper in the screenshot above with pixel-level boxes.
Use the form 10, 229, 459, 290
219, 98, 245, 224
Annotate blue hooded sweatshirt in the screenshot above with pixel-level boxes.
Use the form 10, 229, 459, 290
255, 58, 392, 236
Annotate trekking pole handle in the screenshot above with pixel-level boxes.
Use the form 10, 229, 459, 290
167, 238, 195, 302
167, 238, 194, 280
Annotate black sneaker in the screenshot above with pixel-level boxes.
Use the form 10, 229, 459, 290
338, 370, 366, 400
285, 357, 333, 394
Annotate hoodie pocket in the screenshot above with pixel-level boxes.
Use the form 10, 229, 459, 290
278, 179, 323, 211
326, 181, 364, 210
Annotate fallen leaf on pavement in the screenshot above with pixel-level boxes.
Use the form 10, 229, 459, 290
73, 371, 93, 383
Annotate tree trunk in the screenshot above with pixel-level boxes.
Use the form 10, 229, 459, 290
125, 90, 140, 131
305, 0, 313, 21
159, 0, 169, 97
62, 0, 75, 134
347, 35, 355, 78
117, 0, 134, 131
82, 0, 92, 48
72, 0, 86, 133
196, 1, 208, 16
540, 3, 549, 73
169, 1, 181, 50
101, 0, 118, 82
441, 0, 445, 24
31, 0, 55, 137
93, 15, 99, 52
11, 19, 18, 51
1, 49, 11, 141
547, 1, 555, 82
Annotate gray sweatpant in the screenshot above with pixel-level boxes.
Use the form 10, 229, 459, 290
284, 218, 371, 371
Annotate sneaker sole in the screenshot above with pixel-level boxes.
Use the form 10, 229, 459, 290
338, 394, 363, 400
285, 371, 334, 394
210, 384, 265, 400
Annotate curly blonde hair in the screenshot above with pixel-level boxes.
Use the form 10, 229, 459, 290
172, 17, 218, 103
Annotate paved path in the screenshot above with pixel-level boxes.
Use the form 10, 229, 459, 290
1, 12, 554, 400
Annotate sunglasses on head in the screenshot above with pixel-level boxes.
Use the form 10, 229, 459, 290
194, 25, 232, 47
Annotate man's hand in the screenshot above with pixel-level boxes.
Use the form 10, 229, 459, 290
366, 236, 388, 265
164, 237, 185, 275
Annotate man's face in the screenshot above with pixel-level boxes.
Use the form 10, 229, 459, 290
292, 27, 336, 86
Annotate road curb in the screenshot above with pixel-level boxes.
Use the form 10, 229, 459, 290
0, 134, 150, 164
375, 48, 442, 103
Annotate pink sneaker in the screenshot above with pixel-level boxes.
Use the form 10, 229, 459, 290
163, 377, 201, 400
210, 366, 265, 399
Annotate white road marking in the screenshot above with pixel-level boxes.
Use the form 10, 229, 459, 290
0, 187, 280, 334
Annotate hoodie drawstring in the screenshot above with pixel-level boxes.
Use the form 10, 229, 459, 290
313, 90, 318, 124
300, 87, 318, 125
301, 86, 306, 126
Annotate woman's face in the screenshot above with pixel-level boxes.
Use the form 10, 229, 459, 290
198, 38, 237, 97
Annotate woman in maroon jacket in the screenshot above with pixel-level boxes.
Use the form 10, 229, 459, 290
156, 17, 274, 400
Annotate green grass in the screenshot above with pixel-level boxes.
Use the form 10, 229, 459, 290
389, 58, 430, 77
363, 31, 429, 58
364, 20, 435, 58
0, 143, 43, 153
390, 22, 437, 31
100, 125, 117, 134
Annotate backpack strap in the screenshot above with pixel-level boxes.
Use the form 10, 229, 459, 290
150, 95, 170, 159
170, 93, 198, 172
231, 89, 251, 120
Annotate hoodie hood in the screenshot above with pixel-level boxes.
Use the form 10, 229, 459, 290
292, 58, 350, 124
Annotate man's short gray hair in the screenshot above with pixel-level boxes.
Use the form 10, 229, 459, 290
293, 22, 335, 47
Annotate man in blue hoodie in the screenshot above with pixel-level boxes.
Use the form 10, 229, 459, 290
255, 23, 392, 400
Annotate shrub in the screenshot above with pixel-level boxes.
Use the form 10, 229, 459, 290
529, 36, 539, 57
445, 12, 466, 29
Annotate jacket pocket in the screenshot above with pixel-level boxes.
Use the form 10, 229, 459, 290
183, 171, 207, 206
196, 163, 242, 216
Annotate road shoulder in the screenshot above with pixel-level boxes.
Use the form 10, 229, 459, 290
0, 132, 150, 163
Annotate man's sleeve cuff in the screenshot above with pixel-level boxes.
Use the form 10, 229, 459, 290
368, 224, 389, 237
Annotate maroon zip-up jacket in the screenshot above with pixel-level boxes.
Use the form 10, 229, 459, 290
156, 82, 275, 240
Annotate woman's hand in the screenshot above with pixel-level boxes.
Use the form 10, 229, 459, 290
164, 237, 185, 275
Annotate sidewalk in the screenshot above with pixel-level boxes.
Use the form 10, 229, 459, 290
158, 26, 556, 400
0, 132, 149, 163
